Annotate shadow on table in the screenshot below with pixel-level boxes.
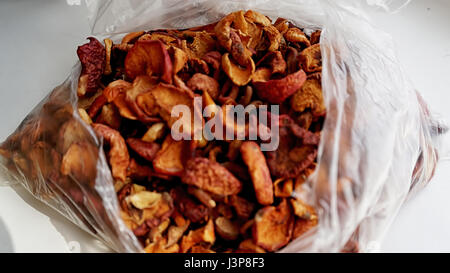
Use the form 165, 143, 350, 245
0, 217, 14, 253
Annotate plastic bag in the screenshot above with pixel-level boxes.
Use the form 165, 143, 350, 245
0, 0, 444, 252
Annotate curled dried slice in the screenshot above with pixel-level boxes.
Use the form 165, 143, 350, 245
229, 195, 255, 219
299, 44, 322, 73
290, 73, 325, 116
126, 138, 160, 162
142, 122, 166, 143
256, 51, 286, 74
171, 187, 209, 224
182, 157, 242, 196
125, 40, 173, 83
180, 219, 215, 253
274, 178, 294, 198
153, 136, 192, 176
310, 30, 321, 45
253, 69, 306, 104
104, 38, 113, 75
92, 123, 130, 182
187, 73, 219, 99
170, 46, 188, 74
266, 123, 318, 179
103, 80, 132, 102
290, 198, 317, 220
187, 186, 216, 208
88, 94, 107, 119
61, 142, 98, 185
77, 37, 105, 96
215, 216, 239, 240
128, 191, 162, 210
253, 199, 294, 252
284, 28, 311, 48
166, 220, 190, 248
240, 141, 273, 205
96, 104, 121, 130
121, 31, 145, 44
222, 53, 255, 86
263, 25, 282, 52
237, 239, 266, 253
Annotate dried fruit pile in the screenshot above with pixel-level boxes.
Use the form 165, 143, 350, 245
1, 10, 326, 253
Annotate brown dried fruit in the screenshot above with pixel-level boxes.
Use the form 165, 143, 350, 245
77, 37, 105, 96
237, 239, 266, 253
187, 73, 219, 99
104, 38, 113, 75
96, 104, 121, 130
274, 178, 294, 198
180, 219, 215, 253
61, 142, 98, 184
290, 73, 325, 116
267, 124, 318, 179
222, 53, 255, 86
253, 69, 307, 104
299, 44, 322, 73
141, 122, 166, 143
229, 195, 255, 219
121, 31, 145, 44
126, 138, 160, 162
153, 136, 192, 176
215, 216, 239, 240
187, 186, 216, 208
253, 199, 294, 251
171, 187, 209, 224
182, 157, 242, 196
284, 28, 311, 48
92, 123, 130, 182
310, 30, 321, 45
256, 51, 286, 74
88, 93, 107, 119
125, 40, 173, 83
240, 141, 273, 205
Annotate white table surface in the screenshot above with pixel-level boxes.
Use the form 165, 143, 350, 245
0, 0, 449, 253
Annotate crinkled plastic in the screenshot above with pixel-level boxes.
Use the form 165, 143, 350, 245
0, 0, 445, 252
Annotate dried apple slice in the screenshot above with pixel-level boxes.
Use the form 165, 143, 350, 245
182, 157, 242, 196
299, 44, 322, 73
126, 138, 160, 162
215, 217, 239, 240
284, 28, 311, 48
253, 69, 307, 104
92, 123, 130, 182
253, 199, 294, 251
61, 142, 98, 185
187, 73, 219, 99
125, 40, 173, 83
290, 72, 325, 116
222, 53, 255, 86
240, 141, 274, 205
153, 136, 192, 176
76, 37, 105, 96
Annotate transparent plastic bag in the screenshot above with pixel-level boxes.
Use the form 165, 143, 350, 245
0, 0, 445, 252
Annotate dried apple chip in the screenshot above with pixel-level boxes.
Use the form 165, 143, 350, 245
180, 219, 215, 253
125, 40, 173, 83
126, 138, 160, 162
171, 187, 209, 224
299, 44, 322, 73
240, 141, 274, 205
215, 216, 239, 240
153, 136, 191, 176
77, 37, 105, 96
182, 157, 242, 196
92, 123, 130, 182
187, 73, 219, 99
253, 69, 307, 104
61, 142, 98, 185
229, 195, 255, 219
292, 218, 317, 239
104, 38, 113, 75
253, 199, 294, 251
222, 53, 255, 86
256, 51, 286, 74
237, 239, 266, 253
290, 72, 325, 116
284, 28, 311, 48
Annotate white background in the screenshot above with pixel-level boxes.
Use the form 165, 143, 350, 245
0, 0, 449, 252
